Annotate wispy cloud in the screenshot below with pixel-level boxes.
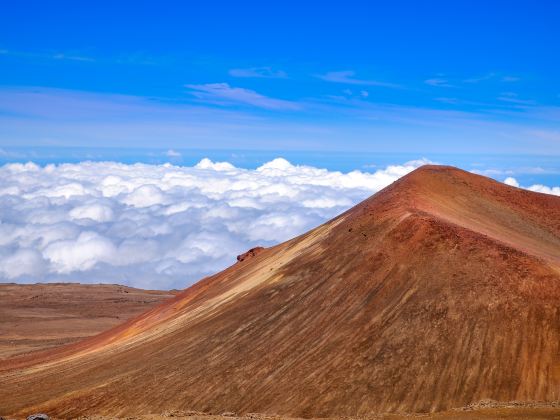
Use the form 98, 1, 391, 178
497, 92, 536, 105
229, 67, 287, 79
463, 73, 496, 83
528, 129, 560, 142
424, 78, 453, 87
316, 71, 402, 89
434, 97, 460, 104
337, 89, 369, 99
0, 48, 165, 66
0, 48, 95, 62
1, 86, 559, 155
186, 83, 300, 110
165, 149, 181, 158
463, 73, 519, 84
52, 53, 95, 62
473, 166, 560, 177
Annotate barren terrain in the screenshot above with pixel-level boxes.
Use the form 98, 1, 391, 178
0, 283, 176, 358
1, 166, 559, 419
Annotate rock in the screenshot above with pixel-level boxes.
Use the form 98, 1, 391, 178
236, 246, 264, 262
27, 415, 49, 420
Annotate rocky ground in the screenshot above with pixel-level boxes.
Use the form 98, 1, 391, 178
5, 403, 560, 420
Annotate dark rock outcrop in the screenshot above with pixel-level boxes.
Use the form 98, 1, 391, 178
236, 247, 264, 262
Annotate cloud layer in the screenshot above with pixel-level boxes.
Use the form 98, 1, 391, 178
0, 158, 431, 289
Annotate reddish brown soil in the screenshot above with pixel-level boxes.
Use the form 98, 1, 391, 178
0, 283, 176, 359
1, 165, 559, 419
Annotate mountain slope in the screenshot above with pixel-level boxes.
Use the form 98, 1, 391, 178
1, 165, 559, 417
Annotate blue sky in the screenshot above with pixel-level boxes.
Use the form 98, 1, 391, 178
0, 1, 559, 159
0, 1, 559, 287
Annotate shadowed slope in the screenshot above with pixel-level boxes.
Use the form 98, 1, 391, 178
1, 165, 559, 418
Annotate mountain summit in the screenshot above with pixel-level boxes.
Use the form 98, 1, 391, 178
1, 165, 559, 417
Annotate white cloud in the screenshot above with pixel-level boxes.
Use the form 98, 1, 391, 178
504, 177, 520, 187
4, 157, 556, 289
186, 83, 300, 110
195, 158, 235, 171
122, 185, 167, 208
69, 203, 115, 222
0, 248, 46, 279
528, 185, 560, 195
43, 231, 117, 273
0, 158, 432, 288
503, 177, 560, 195
166, 149, 181, 158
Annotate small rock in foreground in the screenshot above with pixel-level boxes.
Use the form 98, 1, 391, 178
27, 414, 49, 420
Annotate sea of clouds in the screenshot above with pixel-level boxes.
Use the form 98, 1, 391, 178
0, 158, 557, 290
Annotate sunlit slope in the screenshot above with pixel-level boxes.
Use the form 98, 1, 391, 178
1, 165, 559, 418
